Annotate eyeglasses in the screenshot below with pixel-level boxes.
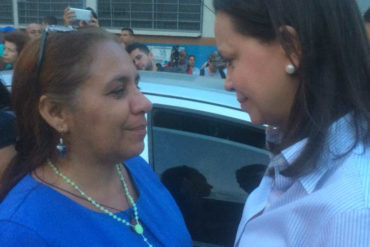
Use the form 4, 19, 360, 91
35, 25, 75, 95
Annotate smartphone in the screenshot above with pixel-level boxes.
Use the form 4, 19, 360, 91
70, 8, 92, 21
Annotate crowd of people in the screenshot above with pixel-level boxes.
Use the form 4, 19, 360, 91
0, 7, 230, 79
0, 1, 370, 246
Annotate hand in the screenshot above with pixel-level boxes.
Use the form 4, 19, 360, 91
63, 7, 75, 26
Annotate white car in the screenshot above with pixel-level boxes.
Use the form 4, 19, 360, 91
1, 69, 270, 246
139, 71, 269, 247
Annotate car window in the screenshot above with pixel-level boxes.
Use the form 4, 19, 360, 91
147, 104, 270, 247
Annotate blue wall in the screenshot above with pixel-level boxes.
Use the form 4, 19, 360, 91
145, 43, 217, 68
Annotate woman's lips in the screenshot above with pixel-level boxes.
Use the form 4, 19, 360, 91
237, 97, 249, 112
129, 125, 147, 136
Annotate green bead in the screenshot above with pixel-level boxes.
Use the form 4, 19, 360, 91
134, 224, 144, 235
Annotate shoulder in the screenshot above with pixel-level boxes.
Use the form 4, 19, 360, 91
0, 175, 42, 219
0, 220, 49, 246
0, 175, 53, 245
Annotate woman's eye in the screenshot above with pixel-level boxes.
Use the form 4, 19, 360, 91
111, 88, 125, 98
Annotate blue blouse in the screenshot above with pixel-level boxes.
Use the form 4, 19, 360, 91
0, 156, 192, 247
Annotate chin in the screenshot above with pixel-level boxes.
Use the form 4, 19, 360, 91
125, 143, 145, 159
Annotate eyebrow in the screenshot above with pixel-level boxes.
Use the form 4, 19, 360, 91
105, 73, 139, 89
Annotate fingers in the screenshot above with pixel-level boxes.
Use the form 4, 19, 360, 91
63, 7, 76, 26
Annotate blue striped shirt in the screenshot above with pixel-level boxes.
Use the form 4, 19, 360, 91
235, 114, 370, 247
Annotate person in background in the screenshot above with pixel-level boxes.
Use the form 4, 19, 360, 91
200, 51, 226, 79
3, 31, 28, 70
42, 16, 58, 28
120, 27, 135, 47
63, 7, 99, 28
213, 0, 370, 246
164, 47, 188, 73
0, 28, 191, 246
186, 55, 200, 75
26, 23, 42, 40
364, 7, 370, 41
126, 42, 160, 72
0, 82, 16, 176
0, 26, 16, 70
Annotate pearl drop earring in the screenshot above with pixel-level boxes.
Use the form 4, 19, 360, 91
285, 64, 296, 74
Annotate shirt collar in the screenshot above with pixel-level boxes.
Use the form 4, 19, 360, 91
266, 113, 359, 194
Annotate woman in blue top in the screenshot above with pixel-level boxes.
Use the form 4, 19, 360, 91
213, 0, 370, 246
0, 28, 192, 247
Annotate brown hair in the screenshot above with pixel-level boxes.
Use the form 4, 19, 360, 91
0, 28, 119, 201
214, 0, 370, 177
3, 31, 28, 54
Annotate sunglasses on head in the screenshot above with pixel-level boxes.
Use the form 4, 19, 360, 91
35, 25, 76, 95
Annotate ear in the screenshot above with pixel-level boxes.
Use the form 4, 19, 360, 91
279, 25, 301, 69
38, 95, 69, 134
149, 52, 154, 59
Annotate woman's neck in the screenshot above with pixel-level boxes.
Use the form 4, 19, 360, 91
34, 152, 133, 212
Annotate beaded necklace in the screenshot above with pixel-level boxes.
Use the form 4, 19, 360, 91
47, 160, 153, 247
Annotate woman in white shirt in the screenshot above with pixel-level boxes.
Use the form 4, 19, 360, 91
213, 0, 370, 246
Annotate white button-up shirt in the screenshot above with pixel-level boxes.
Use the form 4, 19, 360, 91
235, 114, 370, 247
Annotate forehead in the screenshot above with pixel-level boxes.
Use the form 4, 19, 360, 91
90, 41, 136, 76
121, 30, 131, 36
28, 24, 41, 30
4, 41, 16, 48
131, 48, 147, 57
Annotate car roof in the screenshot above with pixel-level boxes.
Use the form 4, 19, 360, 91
139, 71, 242, 111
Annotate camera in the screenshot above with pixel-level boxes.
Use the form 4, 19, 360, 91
70, 8, 92, 21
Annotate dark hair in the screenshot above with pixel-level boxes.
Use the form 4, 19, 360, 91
0, 28, 119, 201
364, 7, 370, 22
3, 31, 28, 54
126, 42, 150, 55
42, 16, 58, 25
86, 7, 98, 19
214, 0, 370, 177
0, 82, 11, 110
121, 27, 134, 35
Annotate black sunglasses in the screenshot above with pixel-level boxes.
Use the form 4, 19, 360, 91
35, 25, 75, 95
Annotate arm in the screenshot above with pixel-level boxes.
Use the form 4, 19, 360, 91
0, 144, 16, 176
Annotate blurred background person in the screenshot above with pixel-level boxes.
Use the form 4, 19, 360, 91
0, 26, 16, 70
26, 23, 42, 40
0, 28, 191, 246
126, 42, 161, 71
2, 31, 28, 70
200, 51, 226, 79
164, 46, 188, 73
120, 27, 135, 47
42, 16, 58, 28
214, 0, 370, 246
63, 7, 99, 28
0, 82, 16, 176
187, 55, 200, 75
